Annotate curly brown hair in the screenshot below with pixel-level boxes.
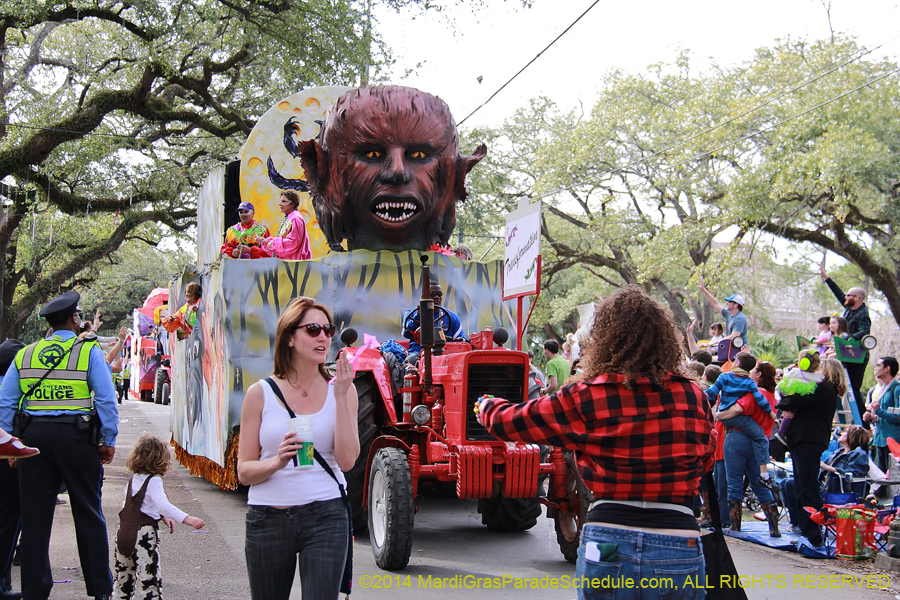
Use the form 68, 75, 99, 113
126, 434, 172, 476
273, 296, 333, 382
581, 285, 684, 381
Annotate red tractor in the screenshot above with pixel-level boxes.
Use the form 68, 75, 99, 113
340, 258, 590, 569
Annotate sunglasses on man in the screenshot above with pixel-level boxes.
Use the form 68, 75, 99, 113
298, 323, 336, 338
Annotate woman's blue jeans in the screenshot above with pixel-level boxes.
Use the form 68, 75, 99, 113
245, 499, 348, 600
723, 430, 774, 503
576, 524, 706, 600
718, 414, 769, 467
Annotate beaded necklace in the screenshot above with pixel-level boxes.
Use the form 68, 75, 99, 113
277, 213, 293, 237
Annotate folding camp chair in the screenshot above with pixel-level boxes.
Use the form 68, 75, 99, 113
803, 471, 864, 552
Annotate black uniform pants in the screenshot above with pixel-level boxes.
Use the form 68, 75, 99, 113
845, 359, 868, 429
790, 441, 827, 546
0, 459, 20, 587
19, 421, 112, 600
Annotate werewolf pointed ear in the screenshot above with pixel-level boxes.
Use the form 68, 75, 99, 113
298, 139, 326, 197
453, 143, 487, 201
299, 139, 344, 249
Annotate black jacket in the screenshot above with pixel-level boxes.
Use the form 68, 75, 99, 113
780, 381, 839, 447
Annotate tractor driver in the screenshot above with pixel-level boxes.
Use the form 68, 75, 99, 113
402, 283, 465, 356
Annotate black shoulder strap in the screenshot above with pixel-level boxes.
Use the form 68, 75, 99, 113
262, 377, 347, 499
264, 376, 295, 417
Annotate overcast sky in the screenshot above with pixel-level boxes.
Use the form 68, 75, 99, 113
376, 0, 900, 129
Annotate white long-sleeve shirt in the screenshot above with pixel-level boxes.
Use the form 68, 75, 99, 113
124, 474, 189, 523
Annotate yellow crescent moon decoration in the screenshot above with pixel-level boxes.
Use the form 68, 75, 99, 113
238, 86, 352, 258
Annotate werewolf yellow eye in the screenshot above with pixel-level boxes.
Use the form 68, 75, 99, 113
410, 151, 426, 159
365, 150, 382, 159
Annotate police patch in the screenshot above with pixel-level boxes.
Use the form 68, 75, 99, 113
37, 343, 66, 368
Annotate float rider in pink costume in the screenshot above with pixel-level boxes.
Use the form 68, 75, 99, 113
262, 191, 312, 260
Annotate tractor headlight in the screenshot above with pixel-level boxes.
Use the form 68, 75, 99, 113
411, 405, 431, 426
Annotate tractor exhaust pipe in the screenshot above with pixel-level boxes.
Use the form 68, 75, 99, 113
419, 255, 434, 387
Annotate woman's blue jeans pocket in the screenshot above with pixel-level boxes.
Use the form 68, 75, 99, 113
652, 564, 704, 600
580, 557, 622, 600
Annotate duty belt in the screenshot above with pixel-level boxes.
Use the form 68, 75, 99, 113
27, 415, 86, 425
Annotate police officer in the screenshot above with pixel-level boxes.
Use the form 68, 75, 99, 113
0, 291, 118, 600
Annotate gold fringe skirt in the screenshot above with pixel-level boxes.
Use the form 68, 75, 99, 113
171, 433, 241, 491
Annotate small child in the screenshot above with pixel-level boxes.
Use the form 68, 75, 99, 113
704, 352, 775, 489
686, 361, 706, 384
813, 316, 832, 354
774, 351, 823, 445
704, 364, 723, 389
114, 434, 204, 600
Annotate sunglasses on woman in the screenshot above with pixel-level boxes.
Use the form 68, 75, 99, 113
298, 323, 336, 338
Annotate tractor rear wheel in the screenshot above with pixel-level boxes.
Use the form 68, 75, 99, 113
553, 451, 592, 564
477, 496, 541, 532
368, 447, 414, 570
345, 372, 378, 533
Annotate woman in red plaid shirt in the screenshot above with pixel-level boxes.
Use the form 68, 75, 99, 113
477, 286, 714, 599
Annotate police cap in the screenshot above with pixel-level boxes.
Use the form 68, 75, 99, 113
0, 339, 25, 374
39, 291, 81, 322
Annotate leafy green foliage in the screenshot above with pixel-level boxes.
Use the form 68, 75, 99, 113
460, 37, 900, 339
0, 0, 529, 339
750, 334, 797, 369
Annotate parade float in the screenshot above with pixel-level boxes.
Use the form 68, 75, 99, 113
166, 85, 586, 565
130, 287, 169, 403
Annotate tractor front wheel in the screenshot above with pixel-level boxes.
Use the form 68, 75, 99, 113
368, 447, 414, 570
345, 372, 378, 533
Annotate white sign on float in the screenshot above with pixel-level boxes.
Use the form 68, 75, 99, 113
503, 197, 541, 299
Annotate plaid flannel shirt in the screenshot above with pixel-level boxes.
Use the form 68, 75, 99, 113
825, 277, 872, 341
479, 373, 714, 505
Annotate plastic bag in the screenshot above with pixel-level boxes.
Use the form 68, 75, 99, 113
835, 505, 876, 560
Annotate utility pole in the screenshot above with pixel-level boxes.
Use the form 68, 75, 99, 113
360, 0, 372, 87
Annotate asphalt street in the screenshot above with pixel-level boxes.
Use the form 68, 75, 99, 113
6, 397, 900, 599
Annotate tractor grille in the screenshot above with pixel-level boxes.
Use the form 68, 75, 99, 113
466, 363, 526, 440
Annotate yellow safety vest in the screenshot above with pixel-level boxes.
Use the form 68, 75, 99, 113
14, 335, 96, 411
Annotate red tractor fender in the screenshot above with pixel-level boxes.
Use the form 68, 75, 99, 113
344, 345, 400, 422
361, 435, 412, 510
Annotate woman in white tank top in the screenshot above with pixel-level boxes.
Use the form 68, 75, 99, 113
237, 297, 359, 600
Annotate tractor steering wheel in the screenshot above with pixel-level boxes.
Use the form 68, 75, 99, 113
412, 307, 448, 345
